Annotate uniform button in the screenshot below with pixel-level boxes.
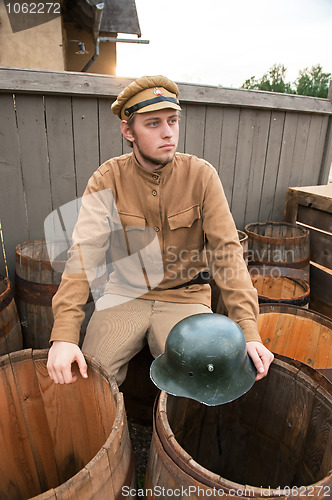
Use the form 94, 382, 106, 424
152, 190, 157, 196
154, 226, 160, 232
152, 175, 159, 181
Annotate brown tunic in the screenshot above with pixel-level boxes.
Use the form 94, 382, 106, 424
50, 152, 261, 345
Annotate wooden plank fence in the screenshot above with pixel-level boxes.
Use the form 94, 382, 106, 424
0, 67, 332, 282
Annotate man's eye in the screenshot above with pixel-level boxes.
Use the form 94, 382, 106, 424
148, 121, 158, 127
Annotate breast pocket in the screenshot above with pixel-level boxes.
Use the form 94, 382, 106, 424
167, 205, 203, 251
110, 212, 163, 290
112, 213, 147, 257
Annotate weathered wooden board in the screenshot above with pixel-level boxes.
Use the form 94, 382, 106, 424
245, 110, 271, 224
15, 94, 53, 240
98, 98, 123, 163
272, 113, 300, 221
1, 68, 331, 114
218, 107, 241, 206
231, 108, 257, 228
203, 105, 223, 171
284, 184, 332, 318
301, 115, 330, 186
177, 103, 187, 153
306, 226, 332, 269
310, 262, 332, 318
285, 185, 332, 220
288, 113, 312, 188
182, 104, 206, 159
44, 95, 77, 209
72, 97, 100, 196
0, 94, 29, 277
258, 111, 286, 221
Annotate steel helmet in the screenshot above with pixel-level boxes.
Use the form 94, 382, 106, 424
150, 313, 256, 406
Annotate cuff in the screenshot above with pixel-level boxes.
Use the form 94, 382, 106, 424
50, 320, 80, 345
237, 319, 262, 343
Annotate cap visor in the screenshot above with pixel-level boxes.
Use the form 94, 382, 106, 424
135, 101, 181, 114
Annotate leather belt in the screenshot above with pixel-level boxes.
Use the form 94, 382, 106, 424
168, 270, 210, 290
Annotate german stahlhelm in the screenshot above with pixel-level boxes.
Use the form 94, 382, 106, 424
150, 313, 256, 406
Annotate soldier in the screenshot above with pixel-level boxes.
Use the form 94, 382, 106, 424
47, 75, 273, 385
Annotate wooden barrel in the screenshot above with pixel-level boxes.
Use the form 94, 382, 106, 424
0, 349, 135, 499
245, 222, 310, 280
251, 274, 310, 307
15, 239, 95, 349
0, 275, 23, 355
237, 229, 249, 264
258, 303, 332, 381
146, 355, 332, 498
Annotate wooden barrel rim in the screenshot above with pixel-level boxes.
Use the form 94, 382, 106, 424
252, 275, 310, 303
0, 276, 14, 314
16, 239, 56, 270
244, 221, 309, 242
259, 303, 332, 329
155, 354, 332, 498
237, 230, 247, 242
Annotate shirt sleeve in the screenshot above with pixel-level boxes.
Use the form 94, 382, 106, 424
202, 166, 261, 343
50, 173, 115, 345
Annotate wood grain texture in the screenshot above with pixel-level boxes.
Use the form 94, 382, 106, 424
15, 94, 53, 241
147, 357, 332, 498
44, 96, 77, 208
1, 68, 331, 114
0, 350, 135, 499
0, 94, 29, 278
218, 107, 241, 207
0, 276, 23, 354
71, 97, 100, 196
98, 98, 123, 163
257, 305, 332, 370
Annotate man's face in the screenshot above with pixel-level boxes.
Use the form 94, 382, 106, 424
129, 108, 180, 171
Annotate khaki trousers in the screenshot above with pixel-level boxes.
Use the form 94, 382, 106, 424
82, 294, 211, 385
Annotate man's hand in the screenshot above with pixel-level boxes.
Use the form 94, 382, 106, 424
47, 341, 88, 384
246, 341, 274, 381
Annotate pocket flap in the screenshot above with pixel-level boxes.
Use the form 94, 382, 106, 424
119, 213, 146, 230
168, 205, 201, 230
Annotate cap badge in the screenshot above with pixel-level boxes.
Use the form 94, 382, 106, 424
154, 88, 163, 96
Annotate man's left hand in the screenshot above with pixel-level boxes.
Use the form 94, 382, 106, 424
246, 341, 274, 381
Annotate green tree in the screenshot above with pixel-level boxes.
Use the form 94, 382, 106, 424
241, 63, 331, 97
242, 64, 295, 94
295, 64, 331, 98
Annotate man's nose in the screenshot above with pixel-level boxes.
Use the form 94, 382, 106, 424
161, 122, 173, 137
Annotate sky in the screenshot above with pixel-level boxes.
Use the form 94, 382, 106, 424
116, 0, 332, 89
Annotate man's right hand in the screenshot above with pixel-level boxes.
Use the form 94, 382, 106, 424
47, 341, 88, 384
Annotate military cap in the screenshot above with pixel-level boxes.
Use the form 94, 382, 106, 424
111, 75, 181, 120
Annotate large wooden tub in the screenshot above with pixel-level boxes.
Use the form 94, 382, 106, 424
146, 355, 332, 499
0, 349, 135, 499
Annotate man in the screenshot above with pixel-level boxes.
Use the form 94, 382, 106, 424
47, 75, 273, 385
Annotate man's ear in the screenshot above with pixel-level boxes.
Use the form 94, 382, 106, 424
120, 120, 135, 144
